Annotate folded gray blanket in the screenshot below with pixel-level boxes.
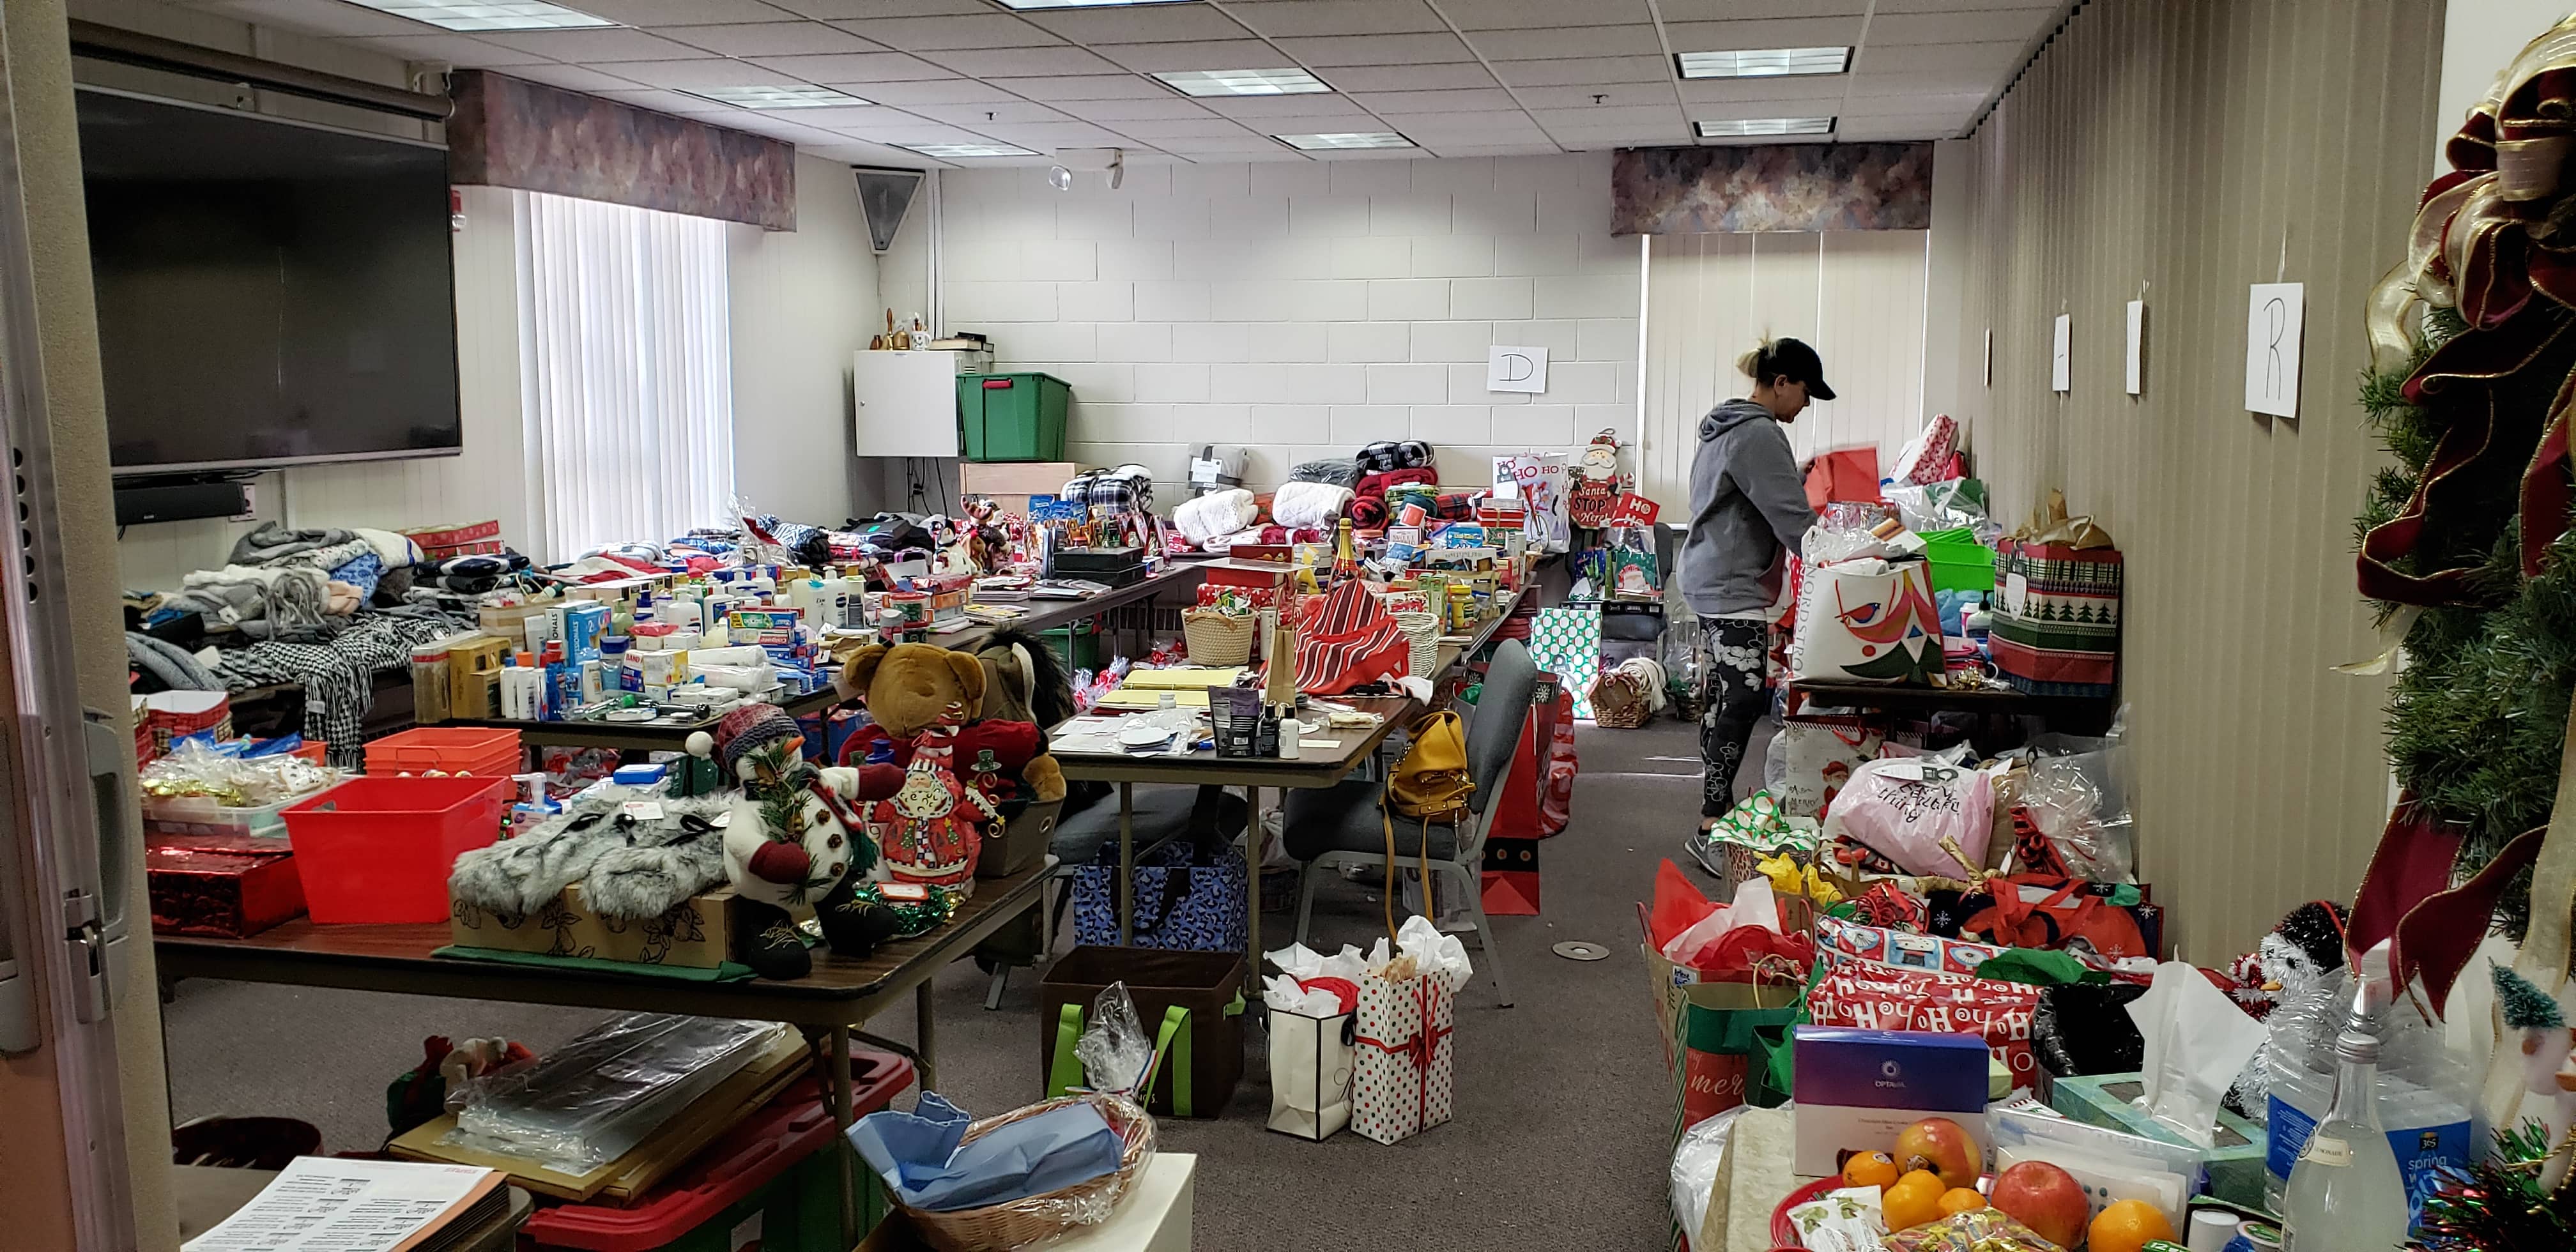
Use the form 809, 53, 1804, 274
126, 632, 221, 691
230, 521, 360, 567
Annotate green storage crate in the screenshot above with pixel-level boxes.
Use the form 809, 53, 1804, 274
1919, 526, 1997, 594
959, 372, 1070, 462
1041, 618, 1101, 672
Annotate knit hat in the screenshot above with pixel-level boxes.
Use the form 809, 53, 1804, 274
713, 703, 800, 776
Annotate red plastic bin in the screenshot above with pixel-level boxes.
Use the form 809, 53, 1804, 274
362, 727, 521, 779
521, 1053, 914, 1252
282, 776, 507, 923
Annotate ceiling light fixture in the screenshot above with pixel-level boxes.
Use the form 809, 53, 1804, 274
1154, 68, 1330, 98
689, 85, 872, 109
900, 142, 1041, 158
993, 0, 1197, 8
1675, 47, 1851, 79
339, 0, 611, 31
1273, 131, 1412, 150
1697, 117, 1836, 137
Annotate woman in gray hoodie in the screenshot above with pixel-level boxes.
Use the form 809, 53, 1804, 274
1678, 338, 1832, 827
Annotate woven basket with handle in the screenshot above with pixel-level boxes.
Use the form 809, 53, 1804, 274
1182, 607, 1255, 666
1392, 610, 1439, 677
903, 1093, 1158, 1252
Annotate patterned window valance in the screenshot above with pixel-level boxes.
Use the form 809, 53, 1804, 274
447, 70, 796, 231
1612, 142, 1933, 235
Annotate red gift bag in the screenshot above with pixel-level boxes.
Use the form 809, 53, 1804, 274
1962, 874, 2153, 960
1803, 447, 1883, 510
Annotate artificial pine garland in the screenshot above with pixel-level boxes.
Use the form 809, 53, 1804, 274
2418, 1122, 2576, 1252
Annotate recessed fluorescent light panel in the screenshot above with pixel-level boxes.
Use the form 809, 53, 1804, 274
900, 142, 1041, 158
342, 0, 611, 31
1154, 68, 1330, 98
995, 0, 1197, 7
1698, 117, 1836, 137
1676, 47, 1851, 79
690, 85, 871, 109
1273, 132, 1412, 150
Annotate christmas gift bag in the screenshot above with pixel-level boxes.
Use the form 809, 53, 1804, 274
1494, 453, 1572, 554
1527, 605, 1603, 720
1774, 715, 1886, 821
1807, 952, 2041, 1086
1790, 558, 1942, 685
1268, 1002, 1358, 1141
1990, 493, 2122, 697
1353, 969, 1458, 1144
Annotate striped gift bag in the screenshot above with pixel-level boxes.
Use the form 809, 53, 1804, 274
1293, 580, 1410, 695
1990, 537, 2122, 697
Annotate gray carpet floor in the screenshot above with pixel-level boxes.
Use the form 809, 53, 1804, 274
164, 715, 1761, 1249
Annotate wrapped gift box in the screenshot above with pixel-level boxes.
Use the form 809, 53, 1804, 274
146, 834, 305, 938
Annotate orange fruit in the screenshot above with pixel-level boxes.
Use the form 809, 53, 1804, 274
2088, 1199, 2177, 1252
1841, 1150, 1900, 1191
1937, 1187, 1988, 1216
1882, 1170, 1947, 1231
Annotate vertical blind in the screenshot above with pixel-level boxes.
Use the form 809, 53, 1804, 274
1639, 231, 1931, 508
516, 190, 737, 563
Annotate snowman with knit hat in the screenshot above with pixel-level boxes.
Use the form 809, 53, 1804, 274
695, 703, 908, 980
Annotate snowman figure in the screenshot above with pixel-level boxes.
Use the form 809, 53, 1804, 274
698, 704, 900, 980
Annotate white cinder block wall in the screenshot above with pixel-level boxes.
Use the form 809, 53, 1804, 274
939, 153, 1640, 501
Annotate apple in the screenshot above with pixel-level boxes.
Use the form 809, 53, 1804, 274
1990, 1161, 2089, 1249
1894, 1117, 1981, 1189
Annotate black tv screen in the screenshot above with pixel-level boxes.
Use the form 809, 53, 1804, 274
77, 87, 461, 474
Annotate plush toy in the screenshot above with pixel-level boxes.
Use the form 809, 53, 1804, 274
699, 704, 904, 980
829, 640, 1066, 897
2224, 901, 2349, 1021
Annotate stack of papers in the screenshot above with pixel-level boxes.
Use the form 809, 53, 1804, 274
184, 1157, 503, 1252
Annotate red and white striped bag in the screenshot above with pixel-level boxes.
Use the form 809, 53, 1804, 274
1292, 581, 1410, 696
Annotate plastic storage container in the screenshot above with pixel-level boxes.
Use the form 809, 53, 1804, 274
362, 726, 523, 779
142, 782, 337, 840
958, 372, 1070, 462
282, 776, 507, 922
1041, 618, 1100, 673
519, 1059, 912, 1252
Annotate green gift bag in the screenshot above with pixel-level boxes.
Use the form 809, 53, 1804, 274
1669, 979, 1804, 1132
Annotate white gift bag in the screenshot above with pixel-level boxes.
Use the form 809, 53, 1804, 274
1494, 454, 1572, 554
1266, 1007, 1357, 1141
1789, 558, 1941, 685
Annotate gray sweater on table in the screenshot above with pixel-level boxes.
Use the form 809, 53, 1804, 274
1678, 399, 1814, 618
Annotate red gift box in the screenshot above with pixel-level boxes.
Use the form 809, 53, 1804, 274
146, 834, 305, 938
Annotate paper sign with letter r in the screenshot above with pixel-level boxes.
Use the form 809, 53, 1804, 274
2245, 282, 2304, 418
1487, 345, 1549, 395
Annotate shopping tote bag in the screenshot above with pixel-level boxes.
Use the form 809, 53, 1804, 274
1790, 558, 1940, 685
1268, 1006, 1358, 1141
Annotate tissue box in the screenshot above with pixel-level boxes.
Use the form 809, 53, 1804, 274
2049, 1072, 2268, 1209
1791, 1027, 1990, 1177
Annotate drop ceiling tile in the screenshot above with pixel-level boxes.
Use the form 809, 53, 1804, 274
1353, 89, 1521, 114
610, 59, 812, 90
1659, 17, 1865, 50
1872, 0, 2060, 11
1314, 63, 1498, 92
1855, 40, 2022, 73
848, 78, 1019, 103
907, 100, 1072, 125
802, 141, 932, 165
475, 28, 710, 63
1093, 40, 1284, 74
579, 0, 801, 23
1273, 33, 1475, 66
995, 74, 1177, 100
333, 33, 556, 67
1157, 136, 1295, 153
753, 51, 954, 82
494, 63, 648, 92
1844, 70, 2000, 98
1673, 77, 1848, 105
1195, 94, 1370, 119
1529, 104, 1683, 128
1656, 0, 1868, 18
594, 88, 747, 115
1438, 0, 1654, 30
198, 0, 424, 38
744, 103, 916, 126
769, 0, 989, 16
1054, 96, 1221, 122
856, 15, 1064, 50
1399, 119, 1551, 141
849, 122, 983, 141
1549, 125, 1689, 146
1425, 142, 1561, 156
1466, 25, 1664, 60
984, 121, 1135, 146
1489, 56, 1666, 87
1098, 117, 1259, 138
923, 46, 1126, 77
1867, 10, 2052, 43
1217, 0, 1445, 38
716, 115, 844, 144
664, 22, 884, 57
1515, 82, 1678, 109
1025, 7, 1259, 43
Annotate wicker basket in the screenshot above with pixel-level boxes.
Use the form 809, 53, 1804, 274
1182, 607, 1256, 666
1588, 669, 1655, 728
1393, 610, 1439, 677
903, 1094, 1158, 1252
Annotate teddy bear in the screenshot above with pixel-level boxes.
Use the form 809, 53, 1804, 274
696, 703, 911, 981
828, 639, 1065, 899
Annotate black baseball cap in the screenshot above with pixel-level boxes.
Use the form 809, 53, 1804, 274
1758, 338, 1835, 401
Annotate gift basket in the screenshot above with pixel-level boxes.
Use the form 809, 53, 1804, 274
1180, 607, 1255, 665
901, 1094, 1156, 1252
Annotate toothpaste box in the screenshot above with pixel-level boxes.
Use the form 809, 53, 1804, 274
1792, 1026, 1991, 1177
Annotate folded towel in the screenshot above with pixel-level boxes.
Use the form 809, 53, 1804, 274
1172, 489, 1257, 544
1271, 480, 1353, 530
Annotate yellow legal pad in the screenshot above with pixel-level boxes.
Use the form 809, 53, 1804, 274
1093, 688, 1212, 710
1119, 667, 1245, 689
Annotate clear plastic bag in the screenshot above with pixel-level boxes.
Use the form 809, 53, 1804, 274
1073, 984, 1154, 1096
2018, 734, 2136, 883
444, 1014, 784, 1175
1671, 1106, 1749, 1242
1884, 479, 2002, 544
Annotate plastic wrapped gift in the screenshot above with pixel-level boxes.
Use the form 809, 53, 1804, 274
146, 834, 305, 938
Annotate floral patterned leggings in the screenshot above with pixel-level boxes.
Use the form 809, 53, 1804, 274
1699, 616, 1770, 818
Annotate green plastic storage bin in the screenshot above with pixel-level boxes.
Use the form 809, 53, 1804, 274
959, 372, 1070, 462
1041, 618, 1100, 672
1919, 527, 1997, 594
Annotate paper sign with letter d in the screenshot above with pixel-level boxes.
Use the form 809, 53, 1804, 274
1487, 346, 1548, 395
2245, 282, 2304, 417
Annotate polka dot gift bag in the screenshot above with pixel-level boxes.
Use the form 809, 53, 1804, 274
1350, 913, 1473, 1145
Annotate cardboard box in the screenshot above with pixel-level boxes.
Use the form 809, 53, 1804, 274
448, 883, 739, 969
961, 461, 1080, 514
1791, 1026, 1990, 1177
2050, 1071, 2269, 1209
978, 800, 1059, 880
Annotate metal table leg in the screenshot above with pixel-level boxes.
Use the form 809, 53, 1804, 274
830, 1026, 855, 1248
1116, 781, 1135, 945
916, 978, 939, 1091
1245, 785, 1262, 992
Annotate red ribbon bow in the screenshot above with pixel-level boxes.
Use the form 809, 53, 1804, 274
1353, 977, 1453, 1131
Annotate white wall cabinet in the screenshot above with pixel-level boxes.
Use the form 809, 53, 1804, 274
850, 349, 970, 458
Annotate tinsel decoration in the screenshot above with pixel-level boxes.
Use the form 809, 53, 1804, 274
2417, 1123, 2576, 1252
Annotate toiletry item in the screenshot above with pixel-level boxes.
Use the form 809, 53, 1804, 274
409, 644, 452, 726
579, 659, 604, 703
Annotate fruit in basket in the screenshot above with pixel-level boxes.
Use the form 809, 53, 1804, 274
1990, 1161, 2089, 1249
1936, 1187, 1988, 1216
1894, 1116, 1981, 1188
1841, 1150, 1900, 1191
1882, 1170, 1948, 1231
2087, 1199, 2176, 1252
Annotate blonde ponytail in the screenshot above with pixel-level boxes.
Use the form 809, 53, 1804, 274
1737, 338, 1777, 383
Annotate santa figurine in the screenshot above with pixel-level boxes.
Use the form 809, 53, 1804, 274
698, 705, 901, 980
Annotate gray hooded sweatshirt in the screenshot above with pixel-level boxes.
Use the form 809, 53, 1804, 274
1679, 399, 1813, 617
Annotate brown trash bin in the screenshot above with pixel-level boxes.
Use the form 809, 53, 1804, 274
1038, 945, 1246, 1118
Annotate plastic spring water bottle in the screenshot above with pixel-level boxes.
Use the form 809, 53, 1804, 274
2279, 979, 2409, 1250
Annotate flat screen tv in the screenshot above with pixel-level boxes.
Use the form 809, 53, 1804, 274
76, 86, 461, 475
